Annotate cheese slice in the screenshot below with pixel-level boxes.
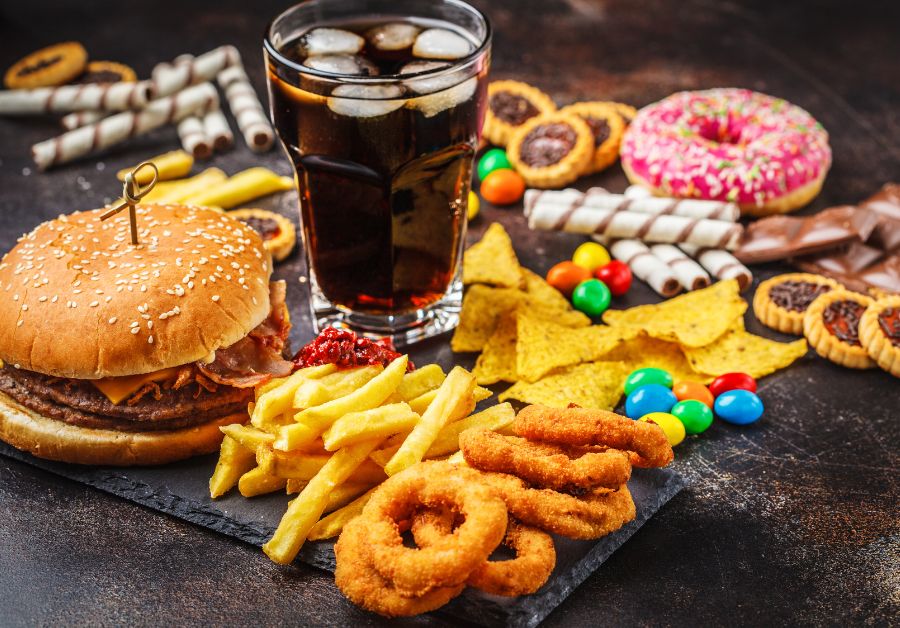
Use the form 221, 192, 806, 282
91, 366, 182, 405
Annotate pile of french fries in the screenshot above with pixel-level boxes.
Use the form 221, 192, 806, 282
208, 356, 515, 565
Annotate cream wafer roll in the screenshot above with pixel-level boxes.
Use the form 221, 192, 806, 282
0, 81, 151, 115
649, 244, 711, 291
150, 46, 241, 98
60, 110, 107, 130
217, 64, 274, 152
202, 108, 234, 151
177, 115, 212, 159
606, 239, 683, 297
624, 184, 652, 199
32, 82, 218, 170
679, 244, 753, 292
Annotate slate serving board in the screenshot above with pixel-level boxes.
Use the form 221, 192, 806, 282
0, 442, 683, 627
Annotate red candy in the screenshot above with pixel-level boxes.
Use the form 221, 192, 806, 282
709, 372, 757, 398
594, 260, 632, 296
546, 261, 592, 297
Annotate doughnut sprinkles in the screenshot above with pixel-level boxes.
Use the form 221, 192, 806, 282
559, 102, 625, 174
482, 80, 556, 147
4, 41, 88, 89
803, 289, 875, 369
507, 112, 594, 188
753, 273, 840, 335
859, 295, 900, 377
621, 88, 832, 217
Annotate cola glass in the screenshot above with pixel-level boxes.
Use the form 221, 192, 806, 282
264, 0, 491, 345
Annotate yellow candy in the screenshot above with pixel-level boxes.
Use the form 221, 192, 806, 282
467, 190, 480, 220
572, 242, 611, 271
639, 412, 685, 447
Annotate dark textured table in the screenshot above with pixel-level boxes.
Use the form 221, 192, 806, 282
0, 0, 898, 625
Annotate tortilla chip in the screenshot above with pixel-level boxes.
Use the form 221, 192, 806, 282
599, 333, 704, 384
500, 361, 631, 410
602, 279, 746, 347
683, 328, 809, 379
451, 285, 521, 352
516, 312, 640, 382
473, 312, 519, 385
521, 269, 591, 328
463, 222, 523, 288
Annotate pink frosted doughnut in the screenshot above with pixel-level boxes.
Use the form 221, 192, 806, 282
620, 88, 831, 217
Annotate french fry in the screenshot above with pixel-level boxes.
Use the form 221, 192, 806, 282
322, 403, 420, 451
256, 375, 288, 400
306, 487, 377, 541
117, 149, 193, 183
384, 366, 476, 476
368, 443, 400, 468
257, 446, 387, 484
220, 424, 275, 450
293, 365, 381, 409
238, 466, 287, 497
251, 364, 337, 430
263, 439, 384, 564
274, 421, 322, 452
407, 383, 492, 415
287, 480, 373, 513
425, 402, 516, 458
209, 435, 256, 498
142, 167, 228, 203
395, 364, 445, 401
446, 450, 467, 465
181, 167, 294, 209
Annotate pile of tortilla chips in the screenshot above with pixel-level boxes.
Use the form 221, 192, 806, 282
454, 223, 809, 410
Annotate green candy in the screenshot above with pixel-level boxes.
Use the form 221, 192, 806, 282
623, 367, 673, 395
571, 279, 611, 317
671, 399, 714, 435
477, 148, 512, 181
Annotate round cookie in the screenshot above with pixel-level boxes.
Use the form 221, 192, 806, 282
482, 80, 556, 147
753, 273, 840, 334
803, 289, 875, 369
559, 102, 625, 174
506, 112, 594, 189
228, 208, 296, 262
858, 295, 900, 377
75, 60, 137, 84
5, 41, 88, 89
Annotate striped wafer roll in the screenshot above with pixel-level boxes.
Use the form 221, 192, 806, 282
217, 64, 274, 152
177, 115, 212, 159
32, 82, 218, 170
60, 110, 107, 130
0, 81, 151, 115
202, 108, 234, 151
649, 244, 711, 291
679, 244, 753, 292
606, 239, 683, 297
150, 46, 241, 98
524, 187, 740, 221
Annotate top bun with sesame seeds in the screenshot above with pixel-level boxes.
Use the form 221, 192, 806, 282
0, 203, 272, 379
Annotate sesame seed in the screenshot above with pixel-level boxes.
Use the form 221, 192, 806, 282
131, 327, 140, 335
16, 320, 23, 327
21, 304, 28, 311
89, 301, 99, 307
211, 295, 220, 302
148, 335, 154, 344
109, 317, 117, 324
130, 321, 139, 328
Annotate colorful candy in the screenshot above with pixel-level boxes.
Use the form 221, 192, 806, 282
671, 399, 714, 434
639, 412, 685, 446
709, 372, 757, 397
625, 384, 677, 419
571, 278, 611, 317
624, 367, 673, 395
546, 261, 591, 297
672, 381, 714, 408
477, 148, 512, 181
572, 242, 611, 272
479, 168, 525, 205
594, 260, 633, 297
714, 389, 764, 425
467, 190, 480, 220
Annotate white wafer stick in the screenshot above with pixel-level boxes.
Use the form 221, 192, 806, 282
649, 244, 711, 291
606, 239, 682, 297
0, 81, 152, 115
177, 115, 212, 159
217, 64, 274, 152
679, 244, 753, 292
525, 187, 740, 221
202, 108, 234, 151
150, 46, 241, 98
60, 110, 107, 130
32, 82, 218, 170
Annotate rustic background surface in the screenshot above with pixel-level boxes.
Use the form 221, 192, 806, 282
0, 0, 897, 625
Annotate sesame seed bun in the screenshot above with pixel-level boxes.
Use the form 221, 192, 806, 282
0, 204, 272, 379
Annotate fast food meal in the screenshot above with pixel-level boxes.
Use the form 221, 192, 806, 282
0, 204, 291, 465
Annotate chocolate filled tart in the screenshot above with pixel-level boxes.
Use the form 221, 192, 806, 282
753, 273, 840, 335
803, 289, 875, 369
859, 295, 900, 377
559, 102, 626, 174
482, 80, 556, 147
507, 112, 594, 188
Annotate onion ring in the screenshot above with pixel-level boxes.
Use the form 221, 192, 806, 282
513, 405, 674, 468
459, 427, 632, 492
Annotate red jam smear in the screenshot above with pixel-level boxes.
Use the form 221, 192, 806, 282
293, 327, 413, 371
878, 307, 900, 348
822, 299, 866, 346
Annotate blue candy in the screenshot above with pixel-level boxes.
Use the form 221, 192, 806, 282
714, 389, 764, 425
625, 384, 677, 420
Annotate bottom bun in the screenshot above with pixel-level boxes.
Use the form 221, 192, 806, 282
0, 391, 240, 466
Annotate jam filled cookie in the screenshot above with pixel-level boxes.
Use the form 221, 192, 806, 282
507, 112, 594, 188
803, 289, 875, 369
859, 295, 900, 377
228, 208, 296, 262
5, 41, 88, 89
74, 60, 137, 84
753, 273, 840, 334
559, 102, 625, 174
482, 80, 556, 147
612, 102, 638, 124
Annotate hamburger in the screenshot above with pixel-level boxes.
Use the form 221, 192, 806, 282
0, 203, 293, 466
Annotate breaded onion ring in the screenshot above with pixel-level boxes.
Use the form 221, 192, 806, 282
514, 405, 674, 468
459, 427, 632, 492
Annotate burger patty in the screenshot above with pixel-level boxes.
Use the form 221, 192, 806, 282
0, 366, 251, 432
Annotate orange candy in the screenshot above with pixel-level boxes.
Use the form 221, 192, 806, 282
672, 381, 714, 408
479, 169, 525, 206
546, 261, 592, 297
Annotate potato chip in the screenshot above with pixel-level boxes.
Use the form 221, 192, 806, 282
683, 328, 809, 379
499, 361, 631, 410
599, 333, 704, 384
602, 279, 746, 347
463, 222, 523, 288
451, 285, 522, 352
516, 312, 640, 382
473, 311, 518, 384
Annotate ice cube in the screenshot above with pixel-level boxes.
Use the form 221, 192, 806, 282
303, 54, 378, 76
301, 27, 364, 56
408, 77, 477, 117
366, 22, 421, 51
327, 84, 406, 118
400, 60, 456, 94
412, 28, 473, 60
